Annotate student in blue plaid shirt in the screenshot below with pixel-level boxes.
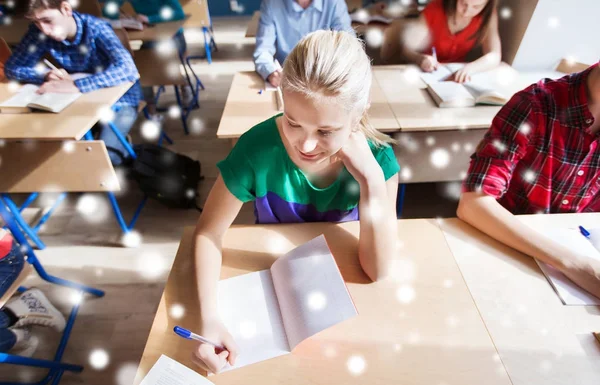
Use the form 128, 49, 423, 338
4, 0, 142, 165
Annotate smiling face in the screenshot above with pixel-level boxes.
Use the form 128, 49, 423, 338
28, 1, 73, 42
279, 90, 359, 173
455, 0, 488, 18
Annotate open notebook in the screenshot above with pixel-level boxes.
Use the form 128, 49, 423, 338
0, 73, 91, 114
421, 64, 511, 107
536, 228, 600, 305
216, 235, 357, 373
105, 17, 145, 31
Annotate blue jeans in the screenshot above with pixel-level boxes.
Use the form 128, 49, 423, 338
0, 240, 25, 352
97, 105, 138, 166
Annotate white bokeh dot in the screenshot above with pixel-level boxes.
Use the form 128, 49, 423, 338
141, 120, 161, 141
156, 40, 177, 56
160, 6, 174, 20
400, 166, 412, 181
136, 251, 167, 279
500, 7, 512, 19
443, 279, 454, 288
519, 122, 531, 135
547, 17, 559, 28
239, 320, 257, 339
8, 81, 20, 93
347, 355, 366, 376
389, 259, 416, 282
104, 2, 119, 16
402, 66, 421, 84
77, 194, 110, 223
190, 118, 205, 135
62, 141, 76, 153
28, 45, 37, 53
185, 188, 196, 200
97, 106, 115, 123
121, 230, 143, 248
307, 291, 327, 311
365, 28, 384, 48
451, 142, 460, 152
70, 291, 84, 305
352, 9, 369, 24
116, 363, 138, 385
168, 105, 181, 119
492, 139, 507, 153
430, 148, 450, 169
425, 136, 436, 146
523, 170, 536, 183
396, 285, 416, 304
89, 349, 110, 370
169, 304, 185, 319
69, 0, 80, 8
464, 143, 474, 152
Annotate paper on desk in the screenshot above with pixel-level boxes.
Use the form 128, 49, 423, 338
140, 355, 213, 385
536, 228, 600, 305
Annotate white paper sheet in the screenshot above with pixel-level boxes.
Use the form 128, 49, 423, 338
536, 228, 600, 305
140, 355, 213, 385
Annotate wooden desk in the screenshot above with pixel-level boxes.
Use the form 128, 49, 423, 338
372, 65, 503, 132
127, 19, 187, 42
0, 82, 133, 140
440, 214, 600, 385
216, 71, 399, 144
135, 220, 511, 385
245, 11, 260, 38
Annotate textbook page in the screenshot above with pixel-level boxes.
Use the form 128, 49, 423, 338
536, 228, 600, 305
420, 63, 465, 84
140, 355, 214, 385
270, 235, 358, 349
427, 81, 475, 108
0, 84, 81, 113
216, 270, 290, 372
0, 84, 39, 111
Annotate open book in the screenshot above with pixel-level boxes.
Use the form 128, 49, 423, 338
0, 84, 81, 114
421, 64, 509, 107
104, 17, 144, 31
536, 228, 600, 305
350, 11, 392, 24
216, 235, 357, 373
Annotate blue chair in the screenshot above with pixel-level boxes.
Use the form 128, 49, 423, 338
0, 196, 105, 385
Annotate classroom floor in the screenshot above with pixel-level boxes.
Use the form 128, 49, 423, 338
0, 16, 460, 384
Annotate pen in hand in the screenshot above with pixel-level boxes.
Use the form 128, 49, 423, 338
579, 225, 591, 239
173, 326, 226, 351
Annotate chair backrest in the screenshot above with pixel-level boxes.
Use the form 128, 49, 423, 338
180, 0, 211, 28
0, 37, 12, 82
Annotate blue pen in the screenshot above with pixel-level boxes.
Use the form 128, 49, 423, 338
432, 46, 437, 62
579, 225, 591, 239
173, 326, 225, 350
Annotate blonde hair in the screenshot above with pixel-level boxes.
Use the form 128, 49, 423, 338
281, 30, 396, 146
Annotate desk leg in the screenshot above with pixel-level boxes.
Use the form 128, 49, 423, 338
203, 27, 213, 64
396, 183, 406, 218
1, 194, 46, 250
230, 138, 238, 148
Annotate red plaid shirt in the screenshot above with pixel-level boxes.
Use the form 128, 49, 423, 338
463, 64, 600, 214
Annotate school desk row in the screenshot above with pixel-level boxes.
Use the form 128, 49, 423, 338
134, 212, 600, 385
216, 60, 586, 183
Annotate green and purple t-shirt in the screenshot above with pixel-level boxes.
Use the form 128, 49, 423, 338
217, 115, 400, 224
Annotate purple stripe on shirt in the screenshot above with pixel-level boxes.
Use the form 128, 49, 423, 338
254, 191, 359, 224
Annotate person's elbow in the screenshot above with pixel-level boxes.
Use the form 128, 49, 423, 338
457, 191, 478, 222
359, 258, 388, 282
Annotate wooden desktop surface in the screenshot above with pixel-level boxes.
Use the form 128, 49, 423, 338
0, 81, 132, 140
135, 219, 512, 385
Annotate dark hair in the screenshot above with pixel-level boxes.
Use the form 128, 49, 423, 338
443, 0, 497, 45
27, 0, 68, 15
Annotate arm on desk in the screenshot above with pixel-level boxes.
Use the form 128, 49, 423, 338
192, 175, 242, 373
457, 192, 600, 298
4, 25, 47, 84
450, 10, 501, 83
73, 22, 139, 93
253, 0, 278, 80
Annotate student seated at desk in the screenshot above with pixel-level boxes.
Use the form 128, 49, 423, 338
0, 231, 66, 357
381, 0, 501, 83
4, 0, 142, 166
192, 30, 399, 373
101, 0, 193, 110
457, 63, 600, 299
255, 0, 355, 88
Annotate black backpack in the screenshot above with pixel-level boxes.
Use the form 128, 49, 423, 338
131, 144, 203, 210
